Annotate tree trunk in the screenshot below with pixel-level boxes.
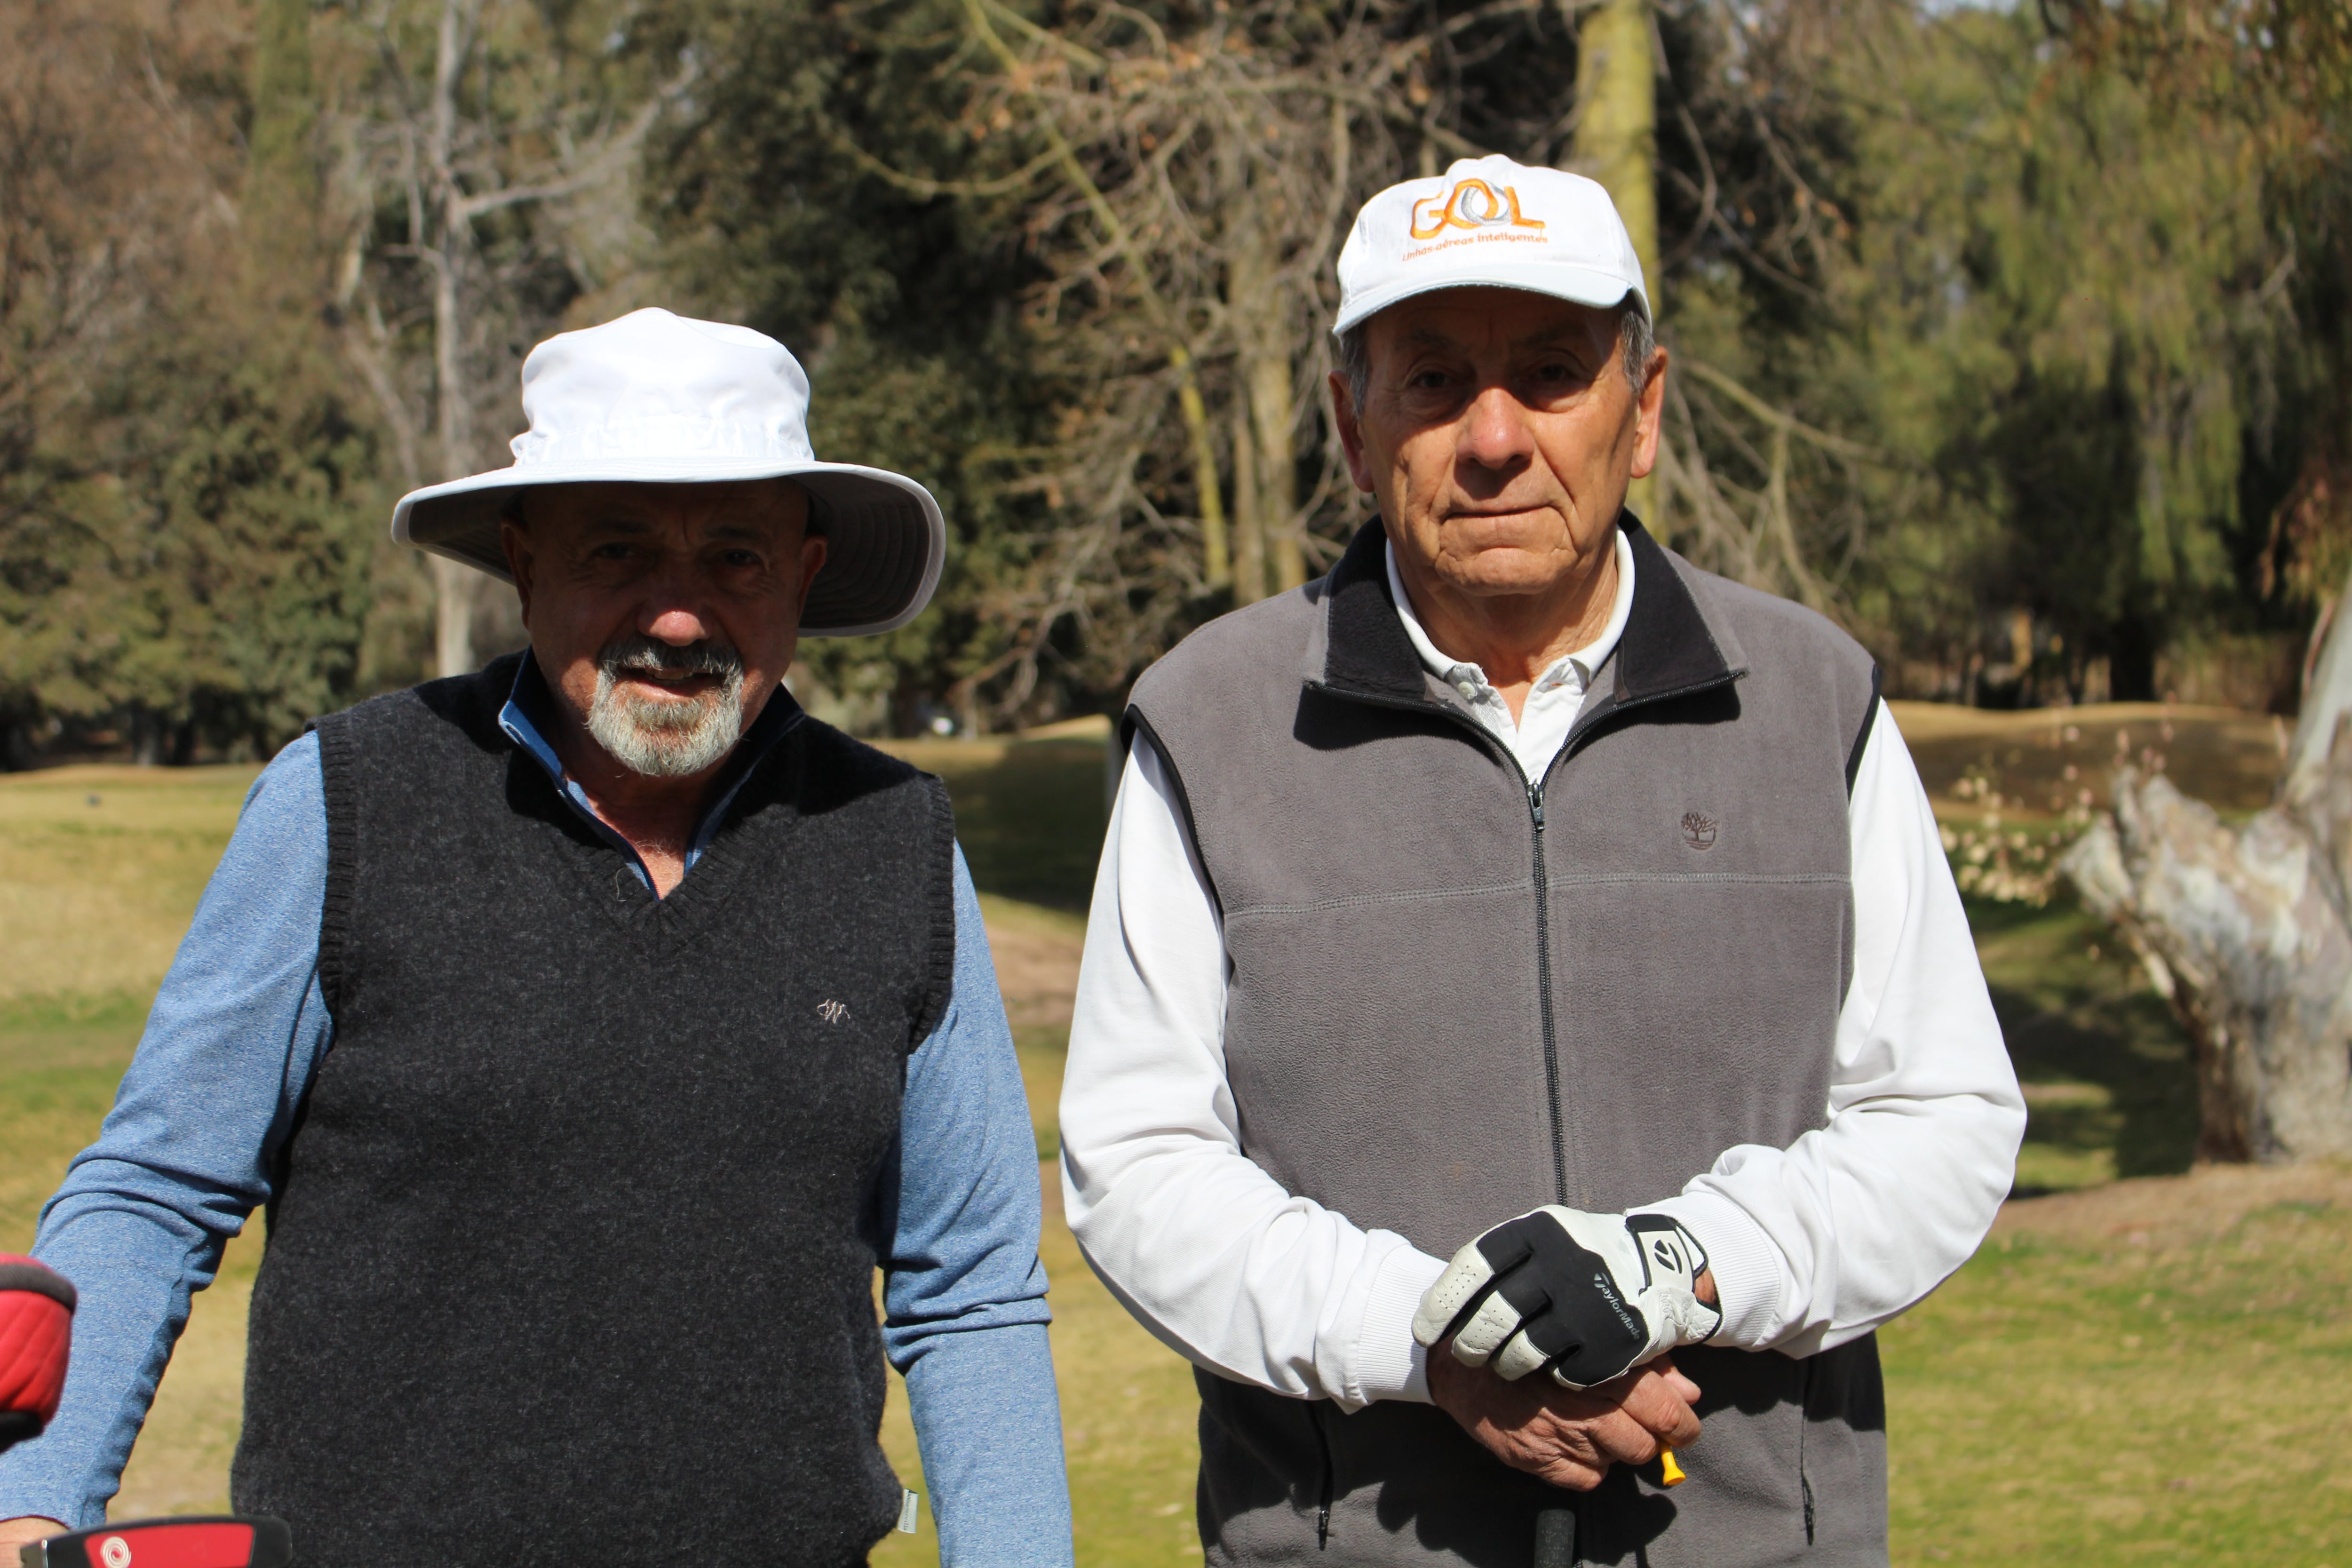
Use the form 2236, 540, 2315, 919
1568, 0, 1659, 519
1247, 341, 1305, 595
1225, 211, 1295, 604
1228, 401, 1267, 605
2062, 565, 2352, 1162
429, 0, 487, 678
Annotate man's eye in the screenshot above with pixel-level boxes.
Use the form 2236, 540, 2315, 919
719, 550, 763, 569
590, 542, 636, 561
1407, 368, 1454, 390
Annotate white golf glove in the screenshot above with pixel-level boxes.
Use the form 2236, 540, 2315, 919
1412, 1207, 1723, 1389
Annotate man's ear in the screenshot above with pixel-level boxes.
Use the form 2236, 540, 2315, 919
794, 533, 828, 618
500, 509, 536, 627
1629, 347, 1670, 481
1330, 371, 1376, 495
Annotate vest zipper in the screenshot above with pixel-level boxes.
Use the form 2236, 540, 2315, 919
1311, 1403, 1335, 1549
1295, 683, 1589, 1210
1527, 782, 1567, 1205
1300, 669, 1739, 1210
1798, 1353, 1817, 1543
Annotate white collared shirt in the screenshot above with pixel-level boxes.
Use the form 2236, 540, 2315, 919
1385, 532, 1636, 783
1059, 533, 2023, 1409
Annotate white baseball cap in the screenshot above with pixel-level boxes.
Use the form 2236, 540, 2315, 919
392, 308, 947, 637
1332, 156, 1649, 337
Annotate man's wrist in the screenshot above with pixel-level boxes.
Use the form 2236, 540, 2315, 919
1353, 1244, 1448, 1405
1639, 1193, 1776, 1345
0, 1518, 69, 1549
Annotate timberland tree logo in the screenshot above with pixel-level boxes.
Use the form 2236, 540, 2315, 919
1406, 178, 1547, 258
1681, 812, 1718, 851
817, 998, 850, 1025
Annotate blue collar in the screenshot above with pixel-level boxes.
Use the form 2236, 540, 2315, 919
498, 653, 805, 890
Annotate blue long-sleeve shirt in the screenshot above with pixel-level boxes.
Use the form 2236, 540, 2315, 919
0, 669, 1073, 1566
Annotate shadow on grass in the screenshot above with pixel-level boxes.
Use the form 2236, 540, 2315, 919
918, 739, 1110, 912
1966, 893, 2199, 1191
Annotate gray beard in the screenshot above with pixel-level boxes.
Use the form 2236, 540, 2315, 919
585, 637, 747, 778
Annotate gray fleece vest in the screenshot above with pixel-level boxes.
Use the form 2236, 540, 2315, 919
1125, 519, 1886, 1568
232, 655, 957, 1568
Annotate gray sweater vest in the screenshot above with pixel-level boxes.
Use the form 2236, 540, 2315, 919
231, 656, 956, 1568
1126, 520, 1886, 1568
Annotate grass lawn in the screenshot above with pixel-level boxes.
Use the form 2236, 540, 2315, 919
1884, 1186, 2352, 1565
2, 708, 2347, 1565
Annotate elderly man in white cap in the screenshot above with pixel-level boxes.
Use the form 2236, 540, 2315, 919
1060, 159, 2023, 1564
0, 310, 1073, 1568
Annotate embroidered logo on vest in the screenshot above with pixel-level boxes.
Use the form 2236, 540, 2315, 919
1681, 812, 1718, 851
817, 999, 850, 1025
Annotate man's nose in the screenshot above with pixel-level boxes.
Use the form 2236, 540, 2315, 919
642, 605, 717, 646
637, 559, 721, 645
1458, 385, 1537, 472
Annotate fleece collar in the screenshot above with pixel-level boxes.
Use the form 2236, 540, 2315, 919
1308, 514, 1743, 740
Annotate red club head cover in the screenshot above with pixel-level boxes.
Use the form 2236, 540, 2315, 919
0, 1256, 75, 1436
25, 1517, 294, 1568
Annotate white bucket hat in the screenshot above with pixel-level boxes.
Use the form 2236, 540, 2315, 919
1333, 156, 1649, 337
391, 308, 947, 637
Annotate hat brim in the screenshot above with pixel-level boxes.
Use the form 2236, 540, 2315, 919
390, 459, 947, 638
1331, 264, 1649, 337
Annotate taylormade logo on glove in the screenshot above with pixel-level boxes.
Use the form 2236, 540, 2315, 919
1412, 1209, 1723, 1389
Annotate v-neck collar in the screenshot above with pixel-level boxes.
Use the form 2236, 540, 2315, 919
497, 652, 806, 893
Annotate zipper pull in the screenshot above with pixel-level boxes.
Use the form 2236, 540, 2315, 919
1529, 787, 1546, 830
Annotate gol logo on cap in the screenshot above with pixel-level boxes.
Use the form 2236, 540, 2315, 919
1408, 178, 1547, 242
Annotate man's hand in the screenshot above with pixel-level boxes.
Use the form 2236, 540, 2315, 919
1414, 1208, 1722, 1388
0, 1517, 66, 1552
1428, 1348, 1701, 1492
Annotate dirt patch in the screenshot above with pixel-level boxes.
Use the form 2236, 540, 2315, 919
1996, 1160, 2352, 1247
1886, 699, 2284, 816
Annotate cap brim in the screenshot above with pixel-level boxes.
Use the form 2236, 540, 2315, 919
390, 459, 947, 638
1331, 264, 1649, 337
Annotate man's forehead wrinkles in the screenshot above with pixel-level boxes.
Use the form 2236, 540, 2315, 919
572, 512, 657, 535
1520, 322, 1599, 350
1391, 316, 1598, 357
701, 517, 783, 542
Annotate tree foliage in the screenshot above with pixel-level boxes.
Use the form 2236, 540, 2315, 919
1732, 1, 2294, 700
0, 0, 383, 763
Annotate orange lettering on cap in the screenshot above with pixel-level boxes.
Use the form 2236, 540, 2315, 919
1407, 178, 1548, 242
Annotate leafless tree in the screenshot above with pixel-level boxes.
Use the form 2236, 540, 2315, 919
328, 0, 694, 675
827, 0, 1907, 722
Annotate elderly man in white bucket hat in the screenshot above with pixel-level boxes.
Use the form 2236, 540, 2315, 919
1062, 158, 2021, 1565
0, 309, 1075, 1568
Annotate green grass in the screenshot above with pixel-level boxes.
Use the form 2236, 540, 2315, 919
0, 765, 258, 1001
6, 715, 2350, 1564
1884, 1208, 2352, 1565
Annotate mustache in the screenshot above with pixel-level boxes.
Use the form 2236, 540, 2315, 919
595, 634, 746, 683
